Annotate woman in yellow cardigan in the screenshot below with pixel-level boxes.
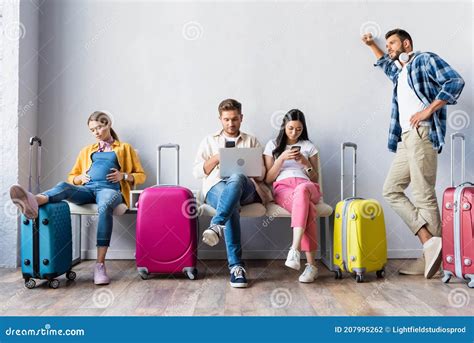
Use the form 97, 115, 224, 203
10, 111, 146, 285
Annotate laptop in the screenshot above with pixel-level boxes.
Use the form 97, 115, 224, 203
219, 147, 263, 178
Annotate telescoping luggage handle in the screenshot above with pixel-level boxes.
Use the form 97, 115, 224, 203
340, 142, 357, 201
28, 136, 42, 194
450, 132, 468, 187
157, 144, 180, 185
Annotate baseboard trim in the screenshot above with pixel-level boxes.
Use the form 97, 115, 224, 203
82, 250, 136, 260
81, 249, 423, 260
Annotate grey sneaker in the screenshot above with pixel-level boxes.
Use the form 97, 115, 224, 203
94, 263, 110, 285
202, 224, 225, 247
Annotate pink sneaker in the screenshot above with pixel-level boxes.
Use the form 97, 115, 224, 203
94, 263, 110, 285
9, 184, 39, 219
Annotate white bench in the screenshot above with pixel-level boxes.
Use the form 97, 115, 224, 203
67, 202, 130, 265
196, 152, 334, 267
68, 153, 334, 267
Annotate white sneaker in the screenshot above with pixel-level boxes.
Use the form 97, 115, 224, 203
202, 224, 225, 247
299, 263, 318, 283
285, 248, 301, 270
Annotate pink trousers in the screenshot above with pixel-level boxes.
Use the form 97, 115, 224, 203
273, 177, 321, 252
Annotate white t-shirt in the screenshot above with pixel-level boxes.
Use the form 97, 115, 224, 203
397, 65, 429, 133
264, 140, 318, 182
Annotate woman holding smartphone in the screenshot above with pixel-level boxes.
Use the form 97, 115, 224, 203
264, 109, 321, 283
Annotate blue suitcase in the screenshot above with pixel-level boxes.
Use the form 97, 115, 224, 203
21, 136, 76, 289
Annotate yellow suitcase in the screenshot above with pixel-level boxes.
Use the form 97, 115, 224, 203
333, 143, 387, 282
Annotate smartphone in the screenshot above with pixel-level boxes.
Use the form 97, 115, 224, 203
290, 146, 301, 152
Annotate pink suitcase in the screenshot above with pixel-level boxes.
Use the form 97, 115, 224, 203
136, 144, 198, 280
441, 133, 474, 288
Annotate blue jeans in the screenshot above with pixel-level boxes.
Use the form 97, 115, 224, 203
205, 173, 261, 269
43, 181, 123, 247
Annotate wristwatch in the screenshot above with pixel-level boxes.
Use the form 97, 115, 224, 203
123, 173, 129, 181
305, 167, 313, 175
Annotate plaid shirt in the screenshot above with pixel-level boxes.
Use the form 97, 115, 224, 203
374, 52, 465, 153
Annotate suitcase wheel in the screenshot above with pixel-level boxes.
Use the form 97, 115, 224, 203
334, 270, 343, 280
184, 268, 198, 280
48, 279, 60, 289
25, 279, 36, 289
376, 269, 385, 279
355, 274, 364, 283
442, 274, 451, 284
66, 271, 76, 281
138, 271, 149, 280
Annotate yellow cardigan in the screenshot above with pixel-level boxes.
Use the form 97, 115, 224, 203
67, 140, 146, 208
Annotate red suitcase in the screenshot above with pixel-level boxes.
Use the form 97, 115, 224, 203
441, 133, 474, 288
136, 144, 198, 280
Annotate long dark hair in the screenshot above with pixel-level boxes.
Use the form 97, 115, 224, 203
272, 109, 309, 159
87, 111, 119, 141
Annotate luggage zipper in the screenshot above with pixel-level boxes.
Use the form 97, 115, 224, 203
341, 199, 354, 272
33, 217, 40, 278
453, 185, 468, 280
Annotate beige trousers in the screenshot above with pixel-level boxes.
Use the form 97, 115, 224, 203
382, 126, 441, 237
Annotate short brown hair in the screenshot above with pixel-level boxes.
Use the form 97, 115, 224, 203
218, 99, 242, 116
385, 28, 413, 48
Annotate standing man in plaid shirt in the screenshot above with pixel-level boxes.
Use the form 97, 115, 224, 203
362, 29, 465, 278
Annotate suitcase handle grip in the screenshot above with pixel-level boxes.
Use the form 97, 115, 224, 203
342, 142, 357, 150
29, 136, 42, 146
450, 133, 465, 187
158, 143, 179, 150
28, 136, 42, 193
341, 142, 357, 200
157, 144, 180, 185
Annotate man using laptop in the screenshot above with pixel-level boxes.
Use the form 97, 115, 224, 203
193, 99, 268, 288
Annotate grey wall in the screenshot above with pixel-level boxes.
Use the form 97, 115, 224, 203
18, 0, 39, 192
32, 0, 473, 260
0, 0, 39, 267
0, 0, 21, 268
18, 0, 40, 265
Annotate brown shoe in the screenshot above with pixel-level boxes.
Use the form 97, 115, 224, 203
399, 257, 424, 275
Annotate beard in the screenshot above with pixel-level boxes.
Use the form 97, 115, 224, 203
389, 47, 406, 61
